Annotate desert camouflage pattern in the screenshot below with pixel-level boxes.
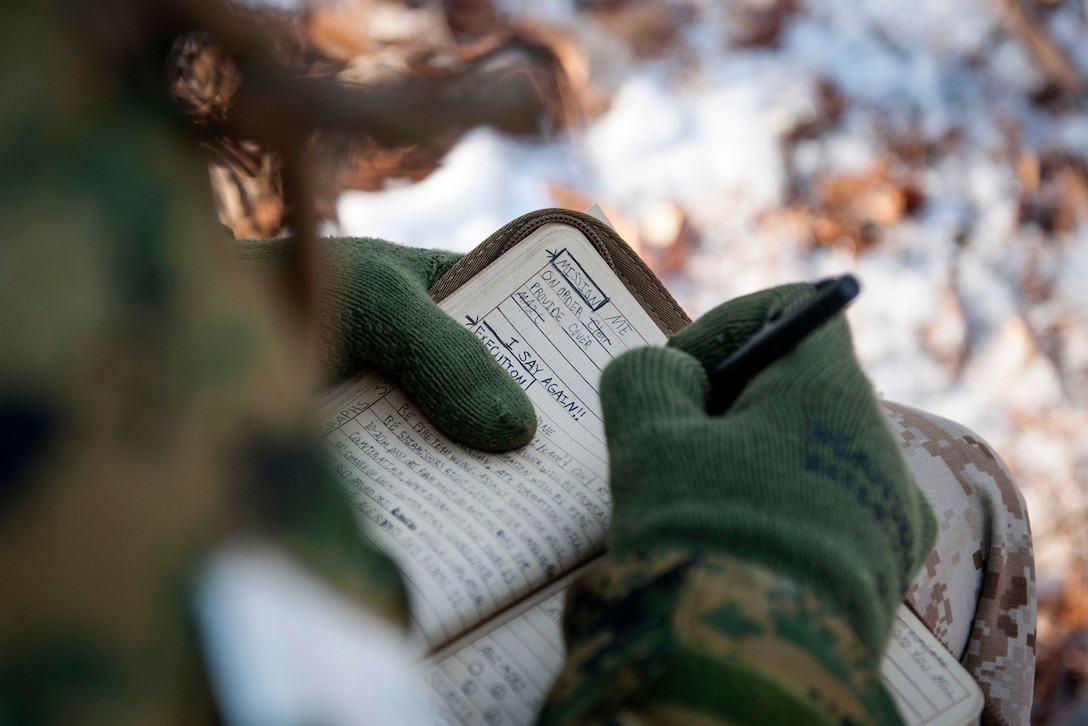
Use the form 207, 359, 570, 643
885, 402, 1036, 726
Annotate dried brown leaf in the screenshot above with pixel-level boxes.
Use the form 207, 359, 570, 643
725, 0, 800, 48
805, 160, 922, 250
582, 0, 695, 58
1019, 151, 1088, 233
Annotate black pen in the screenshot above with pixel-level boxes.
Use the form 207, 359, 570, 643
705, 274, 861, 415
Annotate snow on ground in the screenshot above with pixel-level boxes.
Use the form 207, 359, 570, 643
338, 0, 1088, 588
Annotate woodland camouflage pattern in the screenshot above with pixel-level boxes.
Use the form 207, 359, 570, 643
539, 551, 903, 725
1, 6, 406, 721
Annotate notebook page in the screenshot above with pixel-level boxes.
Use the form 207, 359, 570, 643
319, 224, 668, 651
420, 598, 983, 726
420, 574, 575, 725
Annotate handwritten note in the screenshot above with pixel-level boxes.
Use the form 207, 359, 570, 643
880, 606, 984, 725
318, 225, 667, 651
423, 592, 567, 725
320, 222, 985, 726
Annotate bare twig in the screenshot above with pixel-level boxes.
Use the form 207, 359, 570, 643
997, 0, 1084, 95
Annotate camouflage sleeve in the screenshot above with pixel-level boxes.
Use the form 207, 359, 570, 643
885, 402, 1035, 726
0, 7, 408, 721
538, 550, 905, 726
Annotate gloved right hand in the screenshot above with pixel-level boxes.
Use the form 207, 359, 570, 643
599, 283, 936, 656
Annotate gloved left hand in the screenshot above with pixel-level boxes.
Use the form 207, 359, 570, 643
236, 237, 536, 452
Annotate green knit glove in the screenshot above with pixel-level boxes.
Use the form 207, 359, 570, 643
599, 284, 936, 656
236, 237, 536, 452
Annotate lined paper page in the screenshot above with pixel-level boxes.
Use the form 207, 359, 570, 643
319, 225, 668, 651
422, 591, 567, 725
419, 598, 983, 725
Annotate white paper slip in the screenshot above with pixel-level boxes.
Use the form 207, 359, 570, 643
880, 605, 984, 726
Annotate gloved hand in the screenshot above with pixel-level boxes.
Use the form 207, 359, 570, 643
599, 283, 936, 656
236, 237, 536, 452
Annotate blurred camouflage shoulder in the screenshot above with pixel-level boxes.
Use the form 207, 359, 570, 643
884, 402, 1035, 726
0, 5, 405, 722
539, 549, 903, 725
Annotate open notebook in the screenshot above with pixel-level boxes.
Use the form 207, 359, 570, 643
317, 209, 983, 726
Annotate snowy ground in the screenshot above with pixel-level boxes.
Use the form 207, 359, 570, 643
336, 0, 1088, 590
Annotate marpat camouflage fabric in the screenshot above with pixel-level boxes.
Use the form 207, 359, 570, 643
1, 4, 1035, 724
887, 403, 1036, 726
538, 404, 1035, 725
540, 551, 903, 725
0, 6, 406, 722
